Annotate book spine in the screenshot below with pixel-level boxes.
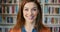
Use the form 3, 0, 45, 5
9, 6, 12, 14
2, 5, 5, 13
12, 5, 14, 14
0, 5, 2, 13
59, 7, 60, 14
7, 6, 9, 13
47, 17, 51, 24
51, 17, 54, 24
44, 17, 47, 24
15, 5, 18, 14
44, 6, 49, 14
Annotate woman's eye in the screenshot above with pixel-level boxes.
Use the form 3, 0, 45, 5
32, 9, 37, 11
24, 9, 28, 11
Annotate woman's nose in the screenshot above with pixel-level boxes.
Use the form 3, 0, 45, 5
28, 10, 33, 16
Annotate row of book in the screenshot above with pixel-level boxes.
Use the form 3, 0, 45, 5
45, 0, 60, 3
44, 6, 60, 14
44, 17, 60, 24
0, 0, 19, 3
0, 5, 18, 14
0, 28, 10, 32
0, 16, 15, 23
50, 27, 60, 32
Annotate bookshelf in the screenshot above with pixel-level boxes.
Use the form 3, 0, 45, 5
0, 0, 19, 32
39, 0, 60, 32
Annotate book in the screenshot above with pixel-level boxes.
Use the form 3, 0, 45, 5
7, 17, 13, 23
2, 5, 5, 13
47, 17, 51, 24
0, 16, 2, 23
54, 27, 59, 32
15, 5, 18, 14
59, 7, 60, 14
9, 6, 12, 14
44, 17, 47, 24
54, 18, 58, 24
5, 6, 7, 14
51, 0, 54, 3
51, 7, 54, 14
51, 17, 54, 24
7, 6, 9, 13
54, 8, 59, 14
54, 0, 57, 3
44, 6, 49, 14
2, 16, 6, 23
45, 0, 48, 3
5, 28, 9, 32
0, 5, 2, 13
12, 5, 14, 14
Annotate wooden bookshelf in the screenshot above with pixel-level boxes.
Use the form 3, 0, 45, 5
0, 0, 19, 32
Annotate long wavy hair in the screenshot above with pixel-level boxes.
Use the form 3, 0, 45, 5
14, 0, 46, 32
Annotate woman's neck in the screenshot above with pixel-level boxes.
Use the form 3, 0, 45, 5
24, 21, 35, 32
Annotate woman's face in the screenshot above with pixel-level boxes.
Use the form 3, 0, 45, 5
23, 2, 39, 23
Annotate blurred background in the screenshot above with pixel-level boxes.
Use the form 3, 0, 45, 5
0, 0, 60, 32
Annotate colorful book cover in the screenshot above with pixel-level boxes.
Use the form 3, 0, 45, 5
0, 5, 2, 13
0, 16, 2, 23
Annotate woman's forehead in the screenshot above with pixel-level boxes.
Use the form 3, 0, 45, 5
24, 2, 37, 8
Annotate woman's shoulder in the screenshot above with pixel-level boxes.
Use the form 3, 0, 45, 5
39, 27, 51, 32
9, 28, 21, 32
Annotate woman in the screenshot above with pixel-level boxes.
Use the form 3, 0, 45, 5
9, 0, 51, 32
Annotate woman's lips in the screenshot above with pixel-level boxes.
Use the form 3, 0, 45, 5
28, 16, 34, 20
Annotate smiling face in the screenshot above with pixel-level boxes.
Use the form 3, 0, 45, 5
23, 2, 39, 23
